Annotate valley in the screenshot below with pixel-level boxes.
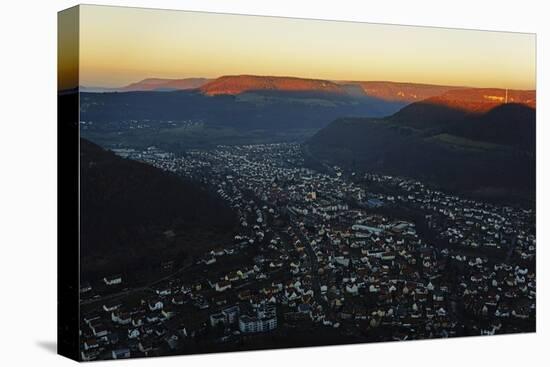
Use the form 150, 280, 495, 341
77, 74, 537, 359
79, 141, 535, 359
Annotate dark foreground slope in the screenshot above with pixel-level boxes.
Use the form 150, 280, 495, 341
80, 138, 236, 281
306, 102, 535, 205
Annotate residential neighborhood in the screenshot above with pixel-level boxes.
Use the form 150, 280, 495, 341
79, 142, 535, 360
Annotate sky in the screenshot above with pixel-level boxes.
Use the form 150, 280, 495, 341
71, 4, 535, 90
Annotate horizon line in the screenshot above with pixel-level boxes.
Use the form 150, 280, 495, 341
80, 74, 537, 91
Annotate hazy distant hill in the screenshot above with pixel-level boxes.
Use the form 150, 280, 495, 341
79, 86, 120, 93
86, 76, 536, 107
121, 77, 212, 91
339, 81, 463, 103
80, 138, 236, 280
80, 78, 212, 93
306, 98, 535, 204
92, 76, 471, 101
417, 88, 535, 112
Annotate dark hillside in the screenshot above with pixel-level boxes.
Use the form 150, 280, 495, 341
450, 103, 535, 151
388, 102, 467, 130
306, 102, 535, 205
80, 138, 237, 280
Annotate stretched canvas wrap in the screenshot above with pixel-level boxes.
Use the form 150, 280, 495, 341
58, 4, 536, 361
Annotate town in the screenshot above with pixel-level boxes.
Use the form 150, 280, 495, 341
79, 142, 536, 360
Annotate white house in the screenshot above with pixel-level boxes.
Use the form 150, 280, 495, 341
215, 281, 232, 292
148, 300, 164, 311
103, 275, 122, 286
128, 328, 140, 339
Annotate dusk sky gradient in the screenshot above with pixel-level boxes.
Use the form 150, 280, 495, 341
76, 5, 536, 90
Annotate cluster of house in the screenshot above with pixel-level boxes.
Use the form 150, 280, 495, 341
87, 142, 535, 359
360, 173, 535, 258
82, 118, 204, 134
80, 286, 189, 361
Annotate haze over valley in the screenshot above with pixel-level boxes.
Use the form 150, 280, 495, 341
79, 74, 535, 204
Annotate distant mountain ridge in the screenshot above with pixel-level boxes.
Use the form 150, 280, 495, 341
80, 78, 212, 93
199, 75, 347, 96
337, 81, 463, 103
387, 88, 536, 130
120, 77, 212, 91
83, 76, 536, 106
79, 74, 409, 140
423, 88, 535, 111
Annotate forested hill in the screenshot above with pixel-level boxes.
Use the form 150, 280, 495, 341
80, 138, 237, 281
306, 102, 535, 205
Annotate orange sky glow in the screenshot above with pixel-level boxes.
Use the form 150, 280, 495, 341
63, 5, 536, 90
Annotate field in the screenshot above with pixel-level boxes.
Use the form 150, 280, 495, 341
83, 124, 319, 153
